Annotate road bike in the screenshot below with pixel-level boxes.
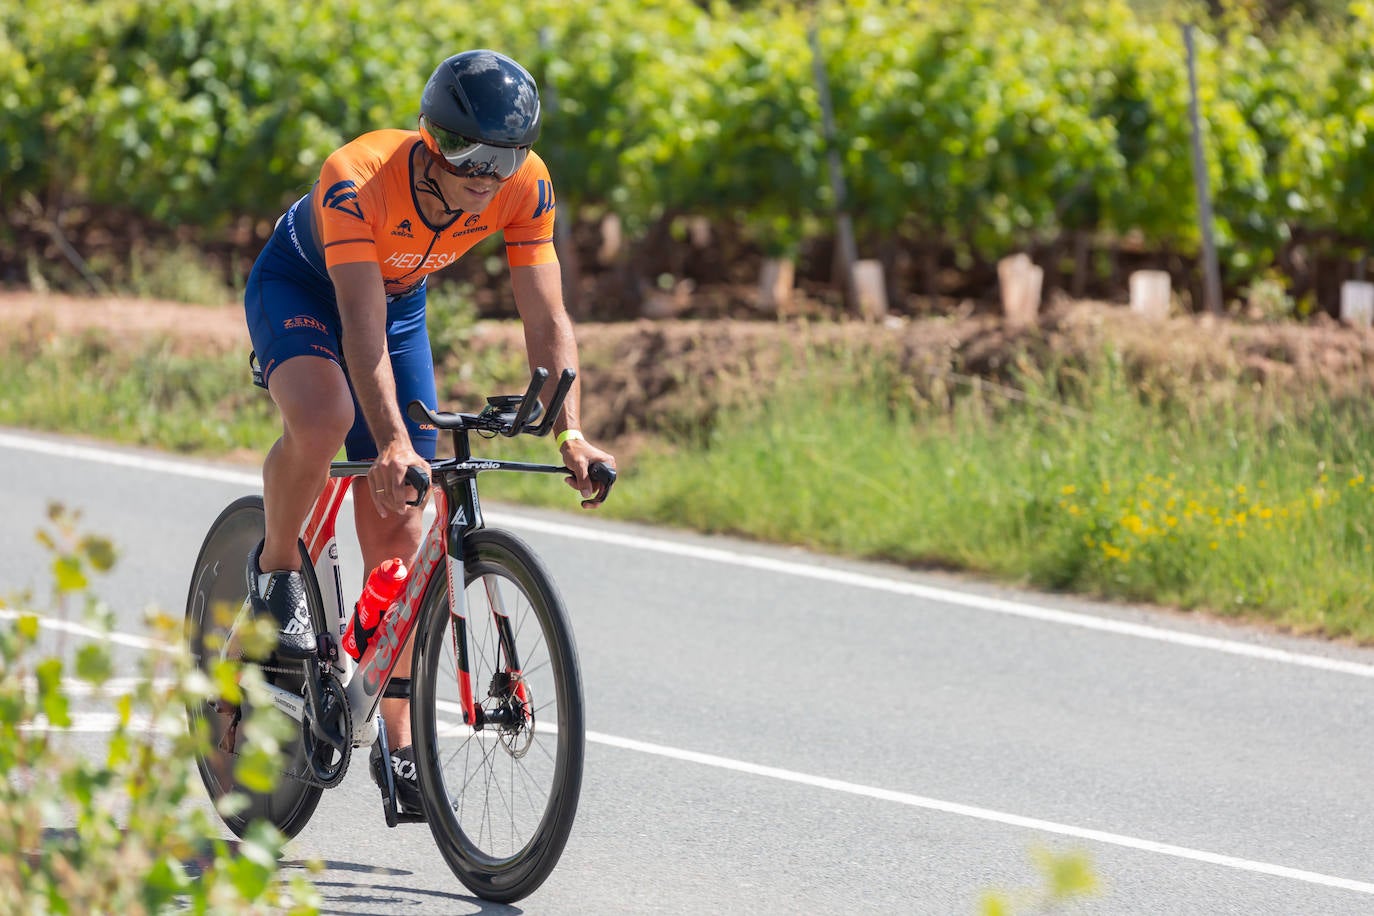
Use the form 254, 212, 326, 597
183, 368, 614, 902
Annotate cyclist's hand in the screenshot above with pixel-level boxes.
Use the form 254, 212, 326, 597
369, 440, 430, 518
562, 438, 616, 509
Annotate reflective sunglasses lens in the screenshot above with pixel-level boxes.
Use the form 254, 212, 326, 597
448, 145, 528, 182
423, 117, 481, 157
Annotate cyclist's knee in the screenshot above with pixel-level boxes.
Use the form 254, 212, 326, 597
355, 494, 424, 559
271, 357, 354, 453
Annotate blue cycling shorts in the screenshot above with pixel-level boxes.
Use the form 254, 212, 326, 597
243, 212, 438, 461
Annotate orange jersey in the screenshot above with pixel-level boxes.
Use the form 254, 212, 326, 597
308, 129, 557, 297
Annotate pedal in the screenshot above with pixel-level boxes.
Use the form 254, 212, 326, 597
374, 715, 399, 828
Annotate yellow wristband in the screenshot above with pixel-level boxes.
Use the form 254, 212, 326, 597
556, 429, 585, 448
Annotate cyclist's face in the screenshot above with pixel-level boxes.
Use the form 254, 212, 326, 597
443, 173, 502, 213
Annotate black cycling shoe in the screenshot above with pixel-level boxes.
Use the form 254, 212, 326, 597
371, 743, 425, 818
246, 539, 316, 660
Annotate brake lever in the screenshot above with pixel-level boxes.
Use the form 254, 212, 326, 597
569, 461, 617, 508
404, 465, 431, 507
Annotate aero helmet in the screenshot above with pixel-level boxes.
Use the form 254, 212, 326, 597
418, 49, 541, 182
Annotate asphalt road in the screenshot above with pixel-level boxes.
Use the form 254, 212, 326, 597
5, 427, 1374, 914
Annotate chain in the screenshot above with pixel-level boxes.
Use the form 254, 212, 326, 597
206, 661, 356, 791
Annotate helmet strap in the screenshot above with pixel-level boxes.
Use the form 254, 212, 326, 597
414, 150, 463, 218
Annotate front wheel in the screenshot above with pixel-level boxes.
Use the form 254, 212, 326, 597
183, 495, 324, 839
411, 528, 586, 903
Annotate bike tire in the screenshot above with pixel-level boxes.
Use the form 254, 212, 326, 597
411, 527, 586, 903
183, 495, 324, 840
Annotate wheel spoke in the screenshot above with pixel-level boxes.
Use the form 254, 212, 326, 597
416, 531, 583, 900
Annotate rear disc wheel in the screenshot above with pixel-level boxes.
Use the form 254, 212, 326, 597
183, 495, 324, 839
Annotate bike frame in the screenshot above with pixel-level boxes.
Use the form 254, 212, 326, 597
257, 453, 564, 748
246, 367, 608, 754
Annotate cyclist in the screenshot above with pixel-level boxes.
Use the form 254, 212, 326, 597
242, 49, 615, 817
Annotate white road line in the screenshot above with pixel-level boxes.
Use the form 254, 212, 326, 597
10, 430, 1374, 894
20, 676, 175, 696
32, 692, 1374, 897
0, 430, 262, 488
3, 428, 1371, 679
0, 608, 179, 654
22, 712, 157, 733
497, 512, 1374, 679
588, 730, 1374, 896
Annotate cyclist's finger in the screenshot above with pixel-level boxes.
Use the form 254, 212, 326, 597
368, 468, 406, 518
561, 458, 592, 497
369, 477, 393, 519
562, 472, 590, 497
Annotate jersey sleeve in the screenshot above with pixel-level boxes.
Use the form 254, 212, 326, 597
502, 155, 558, 268
314, 143, 381, 270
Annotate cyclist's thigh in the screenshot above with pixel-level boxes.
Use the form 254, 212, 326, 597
343, 284, 438, 462
245, 238, 345, 388
245, 241, 353, 437
269, 357, 355, 445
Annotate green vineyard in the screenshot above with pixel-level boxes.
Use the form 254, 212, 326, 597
2, 0, 1371, 310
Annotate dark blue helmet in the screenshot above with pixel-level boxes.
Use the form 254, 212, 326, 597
420, 49, 541, 149
418, 50, 541, 181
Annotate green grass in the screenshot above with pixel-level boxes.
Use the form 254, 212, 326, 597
0, 330, 277, 455
483, 345, 1374, 640
5, 327, 1374, 640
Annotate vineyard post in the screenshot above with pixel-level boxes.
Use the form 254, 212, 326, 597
1184, 24, 1224, 316
540, 27, 583, 318
807, 22, 860, 315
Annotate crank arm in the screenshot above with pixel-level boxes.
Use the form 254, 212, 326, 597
302, 659, 348, 751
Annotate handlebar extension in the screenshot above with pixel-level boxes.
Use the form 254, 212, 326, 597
406, 367, 576, 437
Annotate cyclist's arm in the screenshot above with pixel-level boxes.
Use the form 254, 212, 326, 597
510, 262, 615, 504
331, 259, 428, 515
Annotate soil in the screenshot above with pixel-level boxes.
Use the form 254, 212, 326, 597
4, 289, 1374, 449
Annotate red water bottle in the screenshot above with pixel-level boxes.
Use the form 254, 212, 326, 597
342, 557, 408, 660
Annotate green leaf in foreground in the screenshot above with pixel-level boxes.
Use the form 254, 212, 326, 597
75, 643, 113, 686
2, 506, 319, 912
52, 555, 87, 593
35, 657, 70, 728
234, 744, 281, 795
16, 613, 39, 641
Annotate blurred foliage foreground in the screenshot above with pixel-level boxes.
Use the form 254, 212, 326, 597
3, 0, 1374, 312
0, 505, 319, 915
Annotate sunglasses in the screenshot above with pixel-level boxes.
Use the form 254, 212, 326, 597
419, 115, 529, 182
